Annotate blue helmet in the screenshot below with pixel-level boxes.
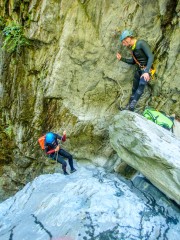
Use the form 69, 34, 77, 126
120, 30, 133, 42
45, 132, 55, 143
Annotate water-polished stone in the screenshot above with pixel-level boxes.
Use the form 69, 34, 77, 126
109, 111, 180, 204
0, 165, 179, 240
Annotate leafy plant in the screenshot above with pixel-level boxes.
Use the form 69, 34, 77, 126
0, 17, 5, 30
2, 22, 30, 53
4, 125, 13, 139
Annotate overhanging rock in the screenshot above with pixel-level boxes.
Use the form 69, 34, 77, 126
109, 111, 180, 205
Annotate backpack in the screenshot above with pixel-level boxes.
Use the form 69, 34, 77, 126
38, 135, 45, 150
143, 107, 174, 131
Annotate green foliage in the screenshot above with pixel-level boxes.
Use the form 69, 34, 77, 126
4, 125, 13, 139
0, 17, 5, 30
2, 22, 30, 53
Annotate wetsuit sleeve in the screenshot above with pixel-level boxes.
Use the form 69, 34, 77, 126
44, 144, 48, 153
44, 142, 55, 154
55, 133, 66, 142
62, 134, 66, 142
121, 57, 135, 65
46, 149, 55, 154
54, 133, 62, 141
139, 40, 154, 73
44, 142, 51, 154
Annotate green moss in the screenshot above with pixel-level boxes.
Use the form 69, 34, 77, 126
0, 17, 5, 30
1, 21, 30, 53
4, 126, 13, 139
0, 124, 15, 164
77, 0, 100, 36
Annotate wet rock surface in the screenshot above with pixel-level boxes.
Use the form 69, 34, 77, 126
0, 165, 179, 240
109, 111, 180, 204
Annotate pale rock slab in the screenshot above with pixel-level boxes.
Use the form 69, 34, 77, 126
109, 111, 180, 204
0, 165, 179, 240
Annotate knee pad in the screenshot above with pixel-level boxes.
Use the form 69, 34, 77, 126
138, 84, 145, 93
134, 85, 145, 101
137, 89, 143, 95
140, 77, 148, 85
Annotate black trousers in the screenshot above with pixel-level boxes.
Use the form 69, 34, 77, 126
131, 69, 148, 102
51, 148, 74, 172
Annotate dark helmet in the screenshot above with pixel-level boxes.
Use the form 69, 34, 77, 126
120, 30, 133, 42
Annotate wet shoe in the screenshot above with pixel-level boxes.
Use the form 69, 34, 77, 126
129, 100, 137, 112
124, 103, 130, 110
129, 95, 134, 102
64, 171, 69, 175
118, 104, 129, 111
70, 168, 77, 173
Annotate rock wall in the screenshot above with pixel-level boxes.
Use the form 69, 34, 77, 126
0, 0, 180, 199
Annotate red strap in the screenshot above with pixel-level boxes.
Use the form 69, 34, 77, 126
46, 149, 55, 154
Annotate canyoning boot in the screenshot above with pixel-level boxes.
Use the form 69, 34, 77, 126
119, 95, 135, 111
129, 100, 137, 112
70, 168, 77, 173
129, 95, 135, 102
124, 103, 130, 110
118, 103, 130, 111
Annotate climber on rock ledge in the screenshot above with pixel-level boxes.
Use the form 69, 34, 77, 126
116, 29, 155, 111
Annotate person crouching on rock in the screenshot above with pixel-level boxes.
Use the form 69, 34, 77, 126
45, 131, 76, 175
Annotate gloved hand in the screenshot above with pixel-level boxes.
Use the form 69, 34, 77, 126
62, 130, 66, 142
55, 145, 60, 152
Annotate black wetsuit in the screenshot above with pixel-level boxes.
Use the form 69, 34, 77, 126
121, 39, 154, 103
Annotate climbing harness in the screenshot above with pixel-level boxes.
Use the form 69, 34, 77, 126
130, 52, 156, 78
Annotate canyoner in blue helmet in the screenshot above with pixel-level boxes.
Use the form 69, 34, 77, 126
44, 131, 76, 175
117, 29, 155, 111
120, 30, 133, 42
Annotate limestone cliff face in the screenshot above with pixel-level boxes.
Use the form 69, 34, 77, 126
0, 0, 179, 199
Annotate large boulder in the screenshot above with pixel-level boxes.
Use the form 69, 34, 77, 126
173, 119, 180, 140
109, 111, 180, 204
0, 165, 180, 240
